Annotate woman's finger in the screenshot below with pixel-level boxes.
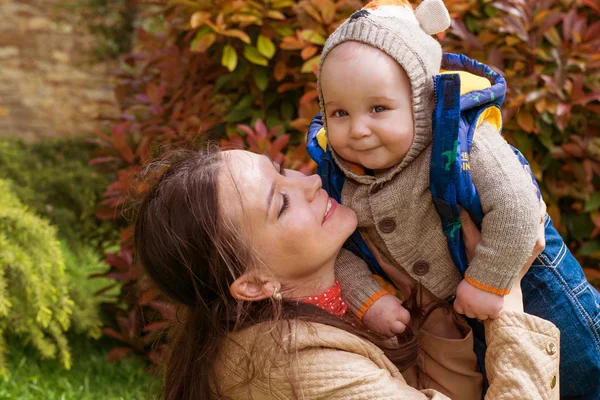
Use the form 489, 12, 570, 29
453, 300, 465, 315
475, 313, 489, 321
460, 209, 482, 263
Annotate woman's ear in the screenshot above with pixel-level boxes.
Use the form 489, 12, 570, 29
230, 273, 280, 302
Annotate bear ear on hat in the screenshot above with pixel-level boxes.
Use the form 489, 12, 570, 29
414, 0, 451, 35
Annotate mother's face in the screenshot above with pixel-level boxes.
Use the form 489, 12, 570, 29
219, 150, 357, 282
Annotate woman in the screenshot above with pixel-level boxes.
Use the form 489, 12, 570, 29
134, 148, 559, 399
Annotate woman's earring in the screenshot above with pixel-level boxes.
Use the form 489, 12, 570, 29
272, 287, 282, 301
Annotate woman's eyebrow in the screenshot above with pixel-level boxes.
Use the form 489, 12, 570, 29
263, 154, 286, 176
262, 154, 281, 220
266, 180, 275, 221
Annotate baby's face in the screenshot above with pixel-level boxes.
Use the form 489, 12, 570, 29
321, 42, 414, 172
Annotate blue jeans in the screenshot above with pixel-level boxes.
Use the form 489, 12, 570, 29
521, 215, 600, 399
472, 216, 600, 399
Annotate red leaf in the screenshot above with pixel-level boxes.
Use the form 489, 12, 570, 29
120, 227, 133, 243
89, 157, 120, 165
254, 119, 268, 140
582, 0, 600, 14
584, 21, 600, 42
555, 103, 572, 131
235, 124, 254, 137
269, 134, 291, 157
562, 9, 578, 42
95, 208, 118, 221
111, 125, 135, 164
128, 308, 138, 339
142, 320, 174, 332
149, 300, 175, 320
139, 287, 161, 305
102, 328, 125, 342
268, 125, 284, 137
106, 253, 132, 271
562, 143, 585, 158
107, 347, 133, 363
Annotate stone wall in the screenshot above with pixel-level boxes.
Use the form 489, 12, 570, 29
0, 0, 119, 141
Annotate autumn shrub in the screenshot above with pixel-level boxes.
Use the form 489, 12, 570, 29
0, 139, 117, 250
0, 180, 75, 374
94, 0, 600, 364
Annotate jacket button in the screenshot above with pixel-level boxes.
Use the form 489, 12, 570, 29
413, 261, 430, 276
371, 182, 385, 194
378, 218, 396, 233
546, 342, 557, 355
550, 375, 556, 389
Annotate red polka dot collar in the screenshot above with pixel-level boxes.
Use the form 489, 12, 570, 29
301, 280, 347, 317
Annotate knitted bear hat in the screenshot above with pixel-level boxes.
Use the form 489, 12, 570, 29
317, 0, 451, 173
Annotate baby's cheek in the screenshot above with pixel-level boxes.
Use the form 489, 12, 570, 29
333, 144, 360, 163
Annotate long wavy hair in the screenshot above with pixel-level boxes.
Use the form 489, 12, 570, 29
134, 147, 439, 399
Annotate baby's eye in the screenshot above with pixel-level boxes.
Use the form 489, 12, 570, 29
333, 110, 348, 117
372, 106, 387, 113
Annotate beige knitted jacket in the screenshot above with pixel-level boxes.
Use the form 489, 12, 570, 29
334, 121, 541, 316
214, 311, 560, 399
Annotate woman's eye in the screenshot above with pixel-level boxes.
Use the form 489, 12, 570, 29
372, 106, 386, 113
278, 193, 290, 219
333, 110, 348, 117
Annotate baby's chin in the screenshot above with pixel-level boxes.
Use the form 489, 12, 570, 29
359, 156, 403, 172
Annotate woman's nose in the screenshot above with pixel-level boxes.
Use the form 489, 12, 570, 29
302, 174, 322, 201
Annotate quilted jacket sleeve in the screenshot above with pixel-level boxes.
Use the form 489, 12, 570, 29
484, 311, 560, 399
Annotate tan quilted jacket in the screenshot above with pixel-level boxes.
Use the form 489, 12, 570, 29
214, 311, 560, 399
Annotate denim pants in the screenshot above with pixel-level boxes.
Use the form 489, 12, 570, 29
472, 216, 600, 399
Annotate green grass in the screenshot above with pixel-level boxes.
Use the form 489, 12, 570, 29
0, 335, 160, 400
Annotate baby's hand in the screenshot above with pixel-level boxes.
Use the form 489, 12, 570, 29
453, 279, 504, 320
362, 294, 411, 337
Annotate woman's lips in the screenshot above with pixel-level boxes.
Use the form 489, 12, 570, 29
323, 198, 338, 223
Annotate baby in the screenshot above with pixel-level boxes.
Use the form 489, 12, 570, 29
307, 0, 600, 398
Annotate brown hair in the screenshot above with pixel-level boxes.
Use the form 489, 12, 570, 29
134, 148, 438, 400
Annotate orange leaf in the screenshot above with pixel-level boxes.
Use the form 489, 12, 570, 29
301, 45, 318, 60
280, 36, 305, 50
190, 11, 211, 28
266, 10, 286, 20
221, 29, 251, 44
300, 90, 318, 105
274, 60, 287, 81
516, 111, 535, 133
299, 2, 323, 23
277, 82, 303, 93
316, 0, 335, 25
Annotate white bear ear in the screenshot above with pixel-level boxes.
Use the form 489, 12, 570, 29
415, 0, 451, 35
